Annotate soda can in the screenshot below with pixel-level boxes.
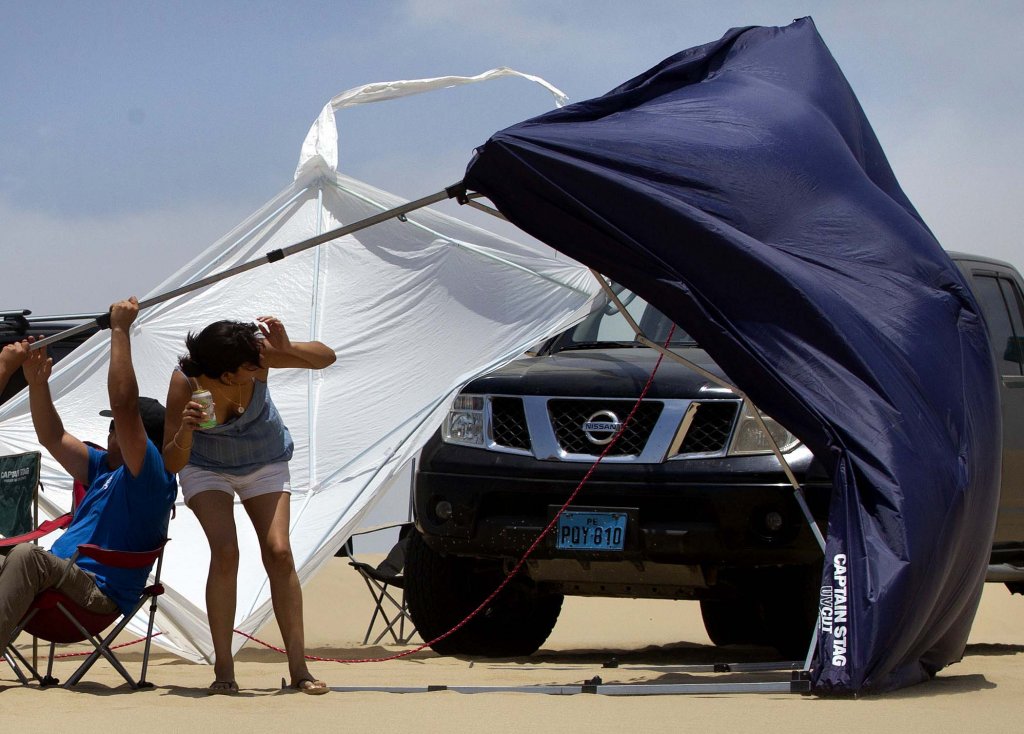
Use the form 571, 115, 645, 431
192, 389, 218, 429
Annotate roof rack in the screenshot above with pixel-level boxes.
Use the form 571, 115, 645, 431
1, 311, 31, 333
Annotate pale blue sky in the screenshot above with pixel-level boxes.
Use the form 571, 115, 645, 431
3, 1, 1022, 315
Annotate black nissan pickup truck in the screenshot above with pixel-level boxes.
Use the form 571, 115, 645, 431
404, 252, 1024, 659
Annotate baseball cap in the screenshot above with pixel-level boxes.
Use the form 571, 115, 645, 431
99, 397, 166, 448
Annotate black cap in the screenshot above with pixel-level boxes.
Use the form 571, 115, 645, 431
99, 397, 166, 448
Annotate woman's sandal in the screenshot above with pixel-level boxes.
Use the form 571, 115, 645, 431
208, 680, 240, 695
284, 676, 329, 695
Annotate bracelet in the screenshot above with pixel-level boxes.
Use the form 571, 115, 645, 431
171, 433, 192, 451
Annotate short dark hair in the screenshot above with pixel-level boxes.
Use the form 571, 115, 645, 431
178, 320, 261, 379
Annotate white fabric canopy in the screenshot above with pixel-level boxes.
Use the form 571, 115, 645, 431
0, 70, 599, 661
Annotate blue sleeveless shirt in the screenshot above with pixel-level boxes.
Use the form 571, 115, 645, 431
188, 377, 294, 475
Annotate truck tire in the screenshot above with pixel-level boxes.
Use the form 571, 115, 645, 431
405, 531, 564, 657
701, 564, 819, 657
699, 597, 767, 647
759, 564, 821, 660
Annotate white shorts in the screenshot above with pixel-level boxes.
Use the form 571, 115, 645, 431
179, 462, 291, 506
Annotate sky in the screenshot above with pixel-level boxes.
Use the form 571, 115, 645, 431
2, 1, 1022, 317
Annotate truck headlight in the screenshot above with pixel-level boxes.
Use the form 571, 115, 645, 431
729, 402, 801, 455
442, 394, 486, 446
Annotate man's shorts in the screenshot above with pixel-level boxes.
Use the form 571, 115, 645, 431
179, 462, 291, 506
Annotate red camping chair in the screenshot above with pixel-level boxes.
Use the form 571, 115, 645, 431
3, 541, 168, 689
2, 475, 169, 689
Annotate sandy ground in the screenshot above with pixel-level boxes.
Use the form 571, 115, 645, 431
3, 556, 1023, 733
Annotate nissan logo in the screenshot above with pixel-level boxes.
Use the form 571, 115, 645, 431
582, 410, 622, 445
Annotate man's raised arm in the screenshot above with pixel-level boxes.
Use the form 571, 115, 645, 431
23, 343, 90, 485
107, 297, 148, 478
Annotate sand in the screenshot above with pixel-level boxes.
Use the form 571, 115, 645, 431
3, 556, 1023, 733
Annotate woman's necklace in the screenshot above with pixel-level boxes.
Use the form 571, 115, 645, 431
228, 381, 246, 415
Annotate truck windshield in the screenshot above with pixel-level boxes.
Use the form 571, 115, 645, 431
555, 291, 696, 351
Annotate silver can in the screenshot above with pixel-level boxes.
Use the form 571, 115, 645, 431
192, 389, 217, 429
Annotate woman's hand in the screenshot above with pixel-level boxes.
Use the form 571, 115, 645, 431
180, 400, 207, 432
256, 316, 291, 355
255, 316, 335, 370
168, 399, 204, 455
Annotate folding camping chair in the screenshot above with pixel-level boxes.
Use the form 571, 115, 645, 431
2, 539, 169, 689
1, 450, 46, 679
341, 523, 416, 645
2, 460, 169, 689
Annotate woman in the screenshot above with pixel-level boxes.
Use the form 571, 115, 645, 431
163, 316, 335, 695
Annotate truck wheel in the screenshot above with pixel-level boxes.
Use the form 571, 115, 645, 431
702, 565, 820, 657
759, 564, 821, 660
405, 531, 564, 657
699, 597, 767, 647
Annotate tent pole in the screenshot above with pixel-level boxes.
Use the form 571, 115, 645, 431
448, 189, 508, 220
29, 184, 463, 352
463, 199, 507, 220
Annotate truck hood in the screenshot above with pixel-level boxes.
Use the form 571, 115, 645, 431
464, 347, 734, 399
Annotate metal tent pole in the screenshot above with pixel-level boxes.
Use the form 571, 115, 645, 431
329, 678, 812, 696
29, 184, 462, 352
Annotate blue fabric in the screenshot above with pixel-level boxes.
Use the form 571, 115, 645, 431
187, 378, 294, 475
463, 17, 1002, 693
51, 443, 176, 614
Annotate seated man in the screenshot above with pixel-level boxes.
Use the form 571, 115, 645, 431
0, 297, 177, 647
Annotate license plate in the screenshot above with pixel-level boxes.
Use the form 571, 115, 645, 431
556, 511, 626, 551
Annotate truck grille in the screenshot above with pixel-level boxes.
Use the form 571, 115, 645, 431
548, 399, 663, 457
485, 395, 740, 461
490, 397, 531, 451
678, 401, 738, 454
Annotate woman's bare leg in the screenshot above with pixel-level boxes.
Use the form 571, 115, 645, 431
243, 491, 317, 685
190, 490, 240, 684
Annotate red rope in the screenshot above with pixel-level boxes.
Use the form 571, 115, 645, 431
50, 632, 163, 658
36, 331, 674, 667
239, 327, 675, 664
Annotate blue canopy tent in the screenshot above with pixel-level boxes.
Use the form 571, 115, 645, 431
461, 17, 1001, 693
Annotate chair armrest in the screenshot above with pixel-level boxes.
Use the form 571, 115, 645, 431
77, 539, 168, 569
337, 521, 414, 560
0, 513, 73, 547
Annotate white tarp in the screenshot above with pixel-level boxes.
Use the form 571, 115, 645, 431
0, 70, 599, 662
